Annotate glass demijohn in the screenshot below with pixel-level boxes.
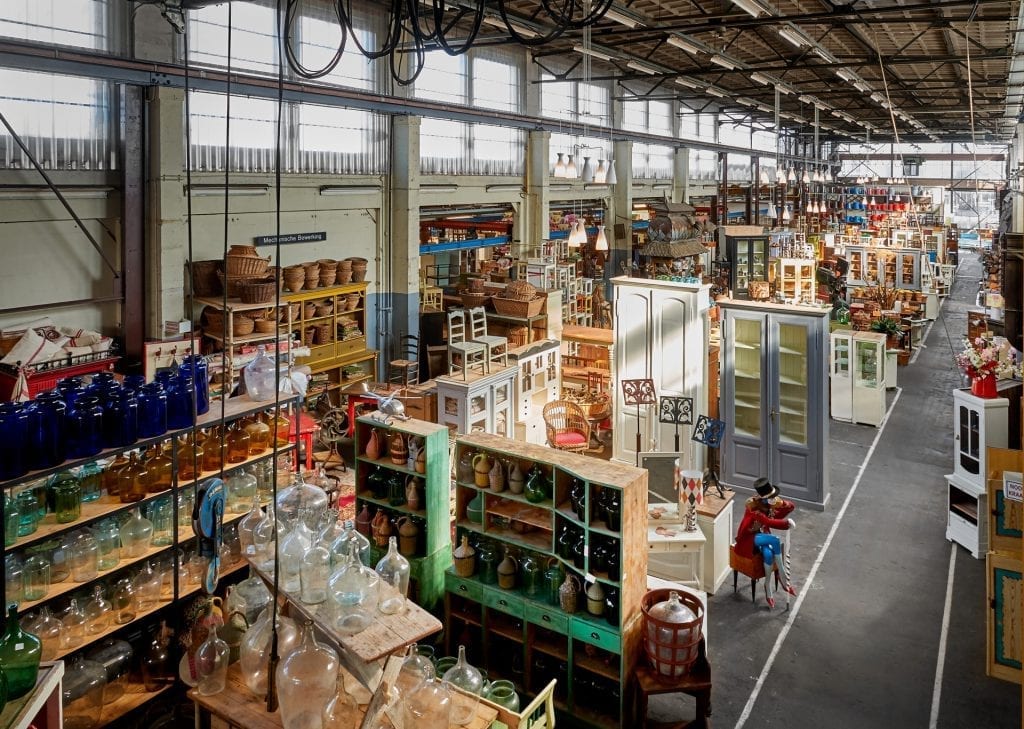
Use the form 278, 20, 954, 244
375, 536, 410, 615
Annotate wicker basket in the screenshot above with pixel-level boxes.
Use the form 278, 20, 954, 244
460, 292, 490, 309
507, 326, 530, 348
228, 244, 260, 257
254, 318, 277, 334
225, 254, 271, 277
237, 278, 277, 304
747, 280, 771, 301
315, 302, 334, 317
492, 295, 544, 318
505, 280, 537, 302
641, 588, 704, 678
205, 314, 255, 337
188, 260, 222, 297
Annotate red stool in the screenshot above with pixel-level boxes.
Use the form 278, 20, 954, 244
279, 411, 318, 471
346, 395, 379, 437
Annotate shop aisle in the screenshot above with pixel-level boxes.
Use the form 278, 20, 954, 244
646, 254, 1021, 728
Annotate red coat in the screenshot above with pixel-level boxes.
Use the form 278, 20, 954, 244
734, 498, 795, 556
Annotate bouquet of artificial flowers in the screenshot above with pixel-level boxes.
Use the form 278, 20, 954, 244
954, 336, 1018, 380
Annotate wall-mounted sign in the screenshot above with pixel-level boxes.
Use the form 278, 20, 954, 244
254, 232, 327, 246
1005, 471, 1022, 503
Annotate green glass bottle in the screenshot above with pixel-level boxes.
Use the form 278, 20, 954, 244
0, 603, 42, 699
0, 664, 8, 714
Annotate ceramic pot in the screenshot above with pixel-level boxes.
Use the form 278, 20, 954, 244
508, 462, 525, 494
364, 429, 381, 460
396, 516, 419, 557
497, 552, 518, 590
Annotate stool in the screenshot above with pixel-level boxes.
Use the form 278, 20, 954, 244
280, 410, 318, 471
729, 543, 778, 604
634, 638, 712, 728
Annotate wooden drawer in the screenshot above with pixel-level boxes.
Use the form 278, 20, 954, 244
299, 343, 336, 367
337, 336, 367, 357
445, 572, 483, 602
525, 602, 569, 635
484, 587, 525, 618
571, 618, 621, 654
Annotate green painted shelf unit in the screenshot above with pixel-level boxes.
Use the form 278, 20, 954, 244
354, 414, 452, 612
445, 432, 648, 728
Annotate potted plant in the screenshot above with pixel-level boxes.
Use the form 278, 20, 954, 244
870, 316, 903, 349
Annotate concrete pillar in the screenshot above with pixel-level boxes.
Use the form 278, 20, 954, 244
146, 86, 187, 338
672, 147, 690, 204
523, 51, 543, 118
524, 130, 551, 256
389, 116, 421, 344
609, 139, 633, 283
1015, 123, 1024, 232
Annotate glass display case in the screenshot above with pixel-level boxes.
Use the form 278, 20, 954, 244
720, 300, 830, 509
775, 258, 817, 305
851, 332, 886, 426
829, 330, 853, 422
721, 234, 770, 298
435, 365, 517, 438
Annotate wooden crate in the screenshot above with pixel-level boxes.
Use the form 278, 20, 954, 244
986, 551, 1023, 684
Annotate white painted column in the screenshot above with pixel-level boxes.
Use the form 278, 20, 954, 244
389, 116, 422, 344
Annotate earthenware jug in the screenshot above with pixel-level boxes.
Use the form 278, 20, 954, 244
489, 458, 505, 493
364, 429, 381, 460
497, 551, 518, 590
453, 536, 476, 577
472, 452, 491, 487
508, 461, 525, 494
586, 579, 605, 617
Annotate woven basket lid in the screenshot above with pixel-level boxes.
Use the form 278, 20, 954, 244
506, 280, 537, 301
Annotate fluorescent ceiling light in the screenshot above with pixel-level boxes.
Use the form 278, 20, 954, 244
798, 95, 814, 104
871, 92, 884, 103
485, 184, 524, 193
188, 184, 268, 197
710, 54, 737, 70
422, 184, 459, 193
813, 46, 837, 63
0, 186, 113, 200
627, 60, 660, 75
602, 7, 641, 28
584, 183, 610, 190
778, 27, 808, 48
673, 77, 699, 89
482, 15, 539, 38
730, 0, 768, 17
652, 182, 672, 190
854, 81, 871, 93
319, 184, 382, 196
751, 72, 773, 86
573, 44, 616, 62
550, 183, 572, 192
836, 69, 857, 83
667, 36, 703, 55
776, 84, 794, 96
705, 86, 727, 98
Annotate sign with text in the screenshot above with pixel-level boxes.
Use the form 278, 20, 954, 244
254, 232, 327, 246
1004, 472, 1023, 503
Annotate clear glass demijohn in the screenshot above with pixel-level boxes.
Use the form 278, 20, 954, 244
237, 492, 263, 558
443, 644, 483, 726
275, 473, 328, 532
238, 606, 300, 696
243, 345, 277, 402
195, 625, 229, 696
227, 567, 272, 627
279, 520, 313, 594
252, 503, 287, 572
276, 621, 339, 729
329, 520, 371, 568
395, 642, 436, 697
403, 676, 452, 726
327, 541, 379, 636
375, 536, 410, 615
226, 468, 258, 514
300, 533, 331, 605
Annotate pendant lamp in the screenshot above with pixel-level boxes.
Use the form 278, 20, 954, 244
782, 205, 792, 222
606, 159, 618, 185
777, 168, 787, 185
759, 168, 770, 186
787, 168, 796, 183
566, 155, 578, 179
767, 201, 778, 219
595, 225, 609, 251
581, 157, 595, 183
554, 153, 567, 178
802, 169, 810, 184
595, 159, 607, 184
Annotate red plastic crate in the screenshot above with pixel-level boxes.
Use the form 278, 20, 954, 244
0, 354, 119, 401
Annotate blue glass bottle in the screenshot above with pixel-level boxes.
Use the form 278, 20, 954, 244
179, 356, 209, 416
83, 372, 117, 399
102, 387, 138, 448
123, 374, 146, 392
165, 375, 195, 430
27, 392, 67, 469
137, 382, 168, 439
65, 395, 103, 459
54, 377, 87, 411
0, 403, 30, 480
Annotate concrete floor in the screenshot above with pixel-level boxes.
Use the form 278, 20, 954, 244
647, 253, 1022, 728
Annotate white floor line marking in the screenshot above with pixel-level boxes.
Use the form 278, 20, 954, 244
929, 543, 957, 729
733, 387, 904, 729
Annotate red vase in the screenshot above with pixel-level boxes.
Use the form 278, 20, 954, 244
971, 374, 997, 399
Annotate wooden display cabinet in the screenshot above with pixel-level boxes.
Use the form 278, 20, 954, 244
436, 365, 518, 438
774, 258, 817, 305
720, 233, 770, 296
353, 414, 451, 611
508, 339, 561, 445
446, 433, 648, 727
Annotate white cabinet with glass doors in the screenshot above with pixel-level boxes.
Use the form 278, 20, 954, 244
435, 365, 517, 438
830, 330, 854, 422
851, 332, 887, 426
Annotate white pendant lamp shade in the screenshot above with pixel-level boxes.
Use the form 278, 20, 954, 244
782, 205, 792, 222
595, 225, 609, 251
806, 199, 813, 213
606, 158, 618, 185
759, 168, 770, 186
565, 155, 578, 179
787, 167, 796, 183
581, 157, 595, 183
554, 153, 567, 178
776, 168, 787, 185
595, 159, 607, 184
802, 169, 810, 184
567, 220, 582, 248
767, 201, 777, 219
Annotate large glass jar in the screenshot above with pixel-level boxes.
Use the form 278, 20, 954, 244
119, 508, 154, 558
62, 655, 107, 729
243, 346, 276, 402
300, 533, 330, 605
133, 560, 162, 609
4, 555, 22, 606
140, 622, 175, 692
136, 382, 168, 439
28, 392, 67, 469
403, 676, 452, 726
71, 531, 100, 583
194, 623, 229, 696
327, 542, 379, 636
15, 488, 38, 537
55, 377, 87, 410
112, 578, 136, 624
149, 499, 173, 547
375, 536, 410, 615
276, 473, 328, 532
179, 355, 210, 416
117, 452, 150, 503
3, 493, 18, 547
251, 503, 284, 571
66, 396, 103, 460
176, 434, 205, 482
276, 621, 339, 728
0, 402, 30, 479
243, 415, 271, 455
102, 387, 138, 449
144, 446, 173, 493
161, 372, 195, 430
279, 522, 312, 594
102, 454, 129, 497
226, 468, 257, 514
227, 569, 271, 627
52, 473, 81, 524
238, 607, 299, 696
442, 644, 483, 725
84, 585, 111, 636
237, 496, 263, 560
322, 674, 360, 729
78, 461, 102, 503
0, 604, 41, 700
84, 639, 133, 701
25, 606, 60, 661
60, 598, 87, 651
22, 555, 50, 602
92, 519, 121, 570
226, 423, 251, 464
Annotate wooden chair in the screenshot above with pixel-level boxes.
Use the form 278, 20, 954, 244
542, 400, 592, 453
729, 542, 779, 604
468, 305, 508, 373
388, 334, 420, 387
447, 309, 486, 380
634, 637, 712, 728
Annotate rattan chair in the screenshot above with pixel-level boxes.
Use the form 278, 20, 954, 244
542, 400, 592, 453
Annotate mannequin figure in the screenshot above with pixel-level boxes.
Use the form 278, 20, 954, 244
734, 477, 797, 608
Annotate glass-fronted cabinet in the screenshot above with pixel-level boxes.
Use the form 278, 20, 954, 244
775, 258, 817, 304
720, 300, 830, 508
852, 332, 886, 426
436, 366, 517, 438
829, 330, 854, 422
721, 233, 770, 297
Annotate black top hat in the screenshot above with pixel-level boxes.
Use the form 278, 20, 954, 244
754, 477, 779, 500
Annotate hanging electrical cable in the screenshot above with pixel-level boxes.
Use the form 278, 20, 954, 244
283, 0, 346, 79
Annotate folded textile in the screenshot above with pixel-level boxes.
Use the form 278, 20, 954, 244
1, 328, 63, 366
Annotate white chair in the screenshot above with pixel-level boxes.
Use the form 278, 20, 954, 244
468, 306, 508, 372
447, 309, 486, 380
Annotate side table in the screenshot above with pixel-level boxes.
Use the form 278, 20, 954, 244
647, 523, 706, 590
